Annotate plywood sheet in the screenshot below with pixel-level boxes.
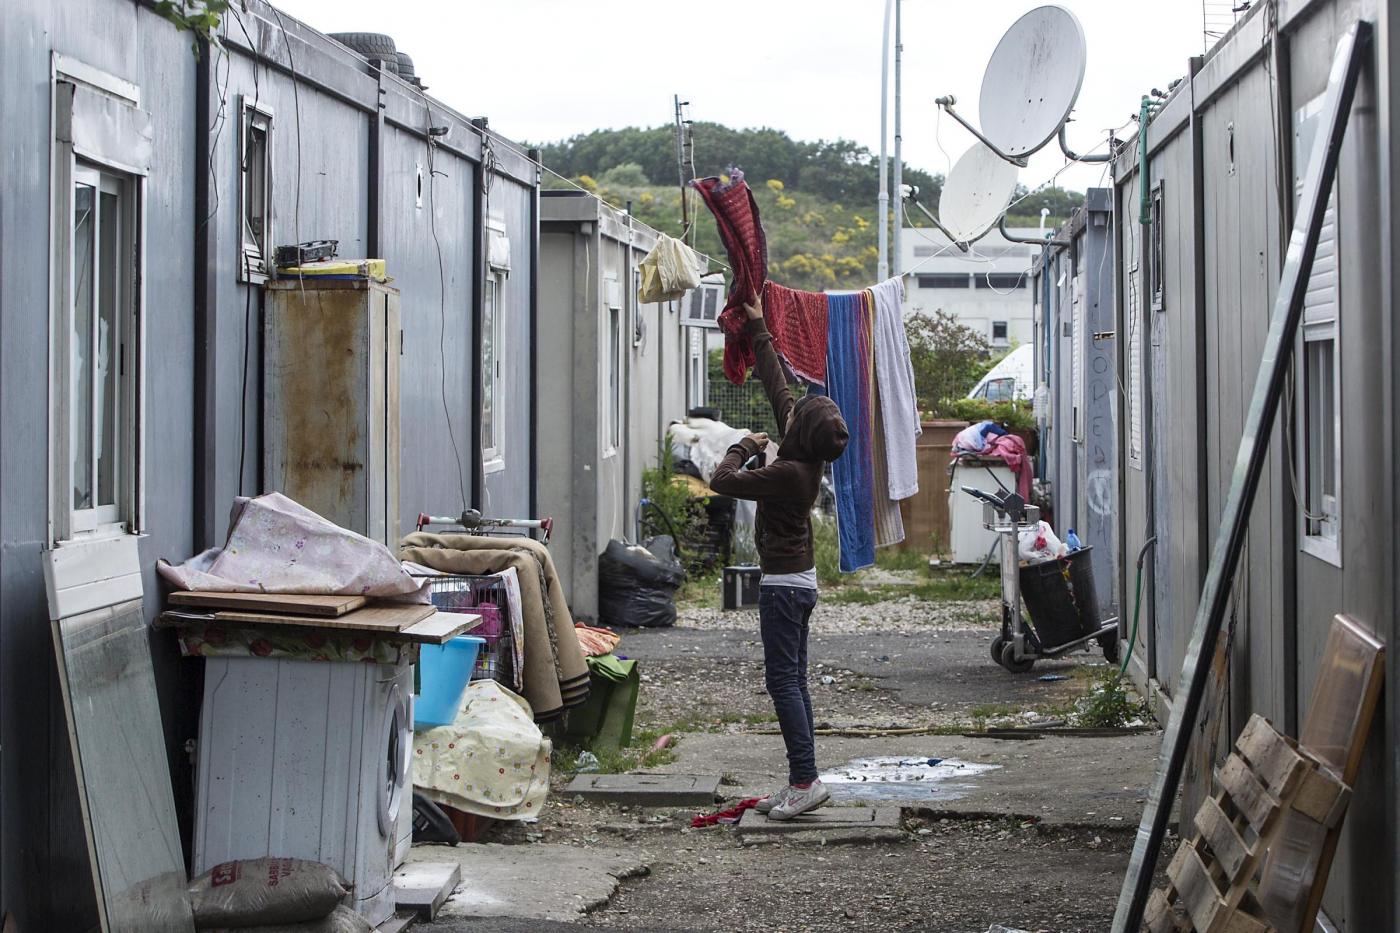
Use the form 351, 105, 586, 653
168, 591, 368, 617
212, 603, 435, 633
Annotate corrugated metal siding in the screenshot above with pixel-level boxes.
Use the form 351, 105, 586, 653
1112, 1, 1395, 927
0, 0, 547, 924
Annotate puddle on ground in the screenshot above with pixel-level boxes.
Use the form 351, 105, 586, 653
820, 756, 1001, 802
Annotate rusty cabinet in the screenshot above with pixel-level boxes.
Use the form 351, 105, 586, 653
264, 279, 401, 545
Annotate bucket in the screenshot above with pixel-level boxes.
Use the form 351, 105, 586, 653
414, 634, 486, 729
1018, 546, 1101, 649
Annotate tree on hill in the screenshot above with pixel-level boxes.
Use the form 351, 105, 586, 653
535, 123, 942, 206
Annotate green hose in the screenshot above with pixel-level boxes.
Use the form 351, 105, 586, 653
1120, 536, 1158, 677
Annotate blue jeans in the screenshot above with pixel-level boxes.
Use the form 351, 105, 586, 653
759, 585, 819, 785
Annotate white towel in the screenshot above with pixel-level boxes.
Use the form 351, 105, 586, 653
871, 278, 922, 501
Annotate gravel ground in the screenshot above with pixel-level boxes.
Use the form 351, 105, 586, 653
455, 582, 1157, 932
673, 596, 1001, 635
486, 797, 1143, 933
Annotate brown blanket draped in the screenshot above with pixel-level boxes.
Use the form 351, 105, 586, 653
400, 533, 589, 722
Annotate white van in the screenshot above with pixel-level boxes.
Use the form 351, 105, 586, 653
967, 344, 1033, 402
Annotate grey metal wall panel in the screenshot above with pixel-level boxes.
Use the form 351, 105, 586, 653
384, 127, 477, 531
482, 177, 535, 522
537, 230, 579, 599
1076, 203, 1119, 616
0, 1, 199, 926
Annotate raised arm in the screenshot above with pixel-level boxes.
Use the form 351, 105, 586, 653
744, 294, 795, 432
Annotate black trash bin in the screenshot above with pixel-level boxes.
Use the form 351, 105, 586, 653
1018, 546, 1102, 649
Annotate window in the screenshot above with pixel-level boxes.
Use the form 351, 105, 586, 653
975, 273, 1028, 290
480, 271, 505, 470
1294, 91, 1341, 565
975, 377, 1017, 403
239, 99, 272, 282
681, 282, 723, 327
1300, 327, 1339, 556
915, 273, 970, 289
632, 269, 646, 348
687, 328, 705, 409
50, 63, 150, 543
991, 321, 1009, 346
606, 304, 622, 451
1149, 182, 1165, 310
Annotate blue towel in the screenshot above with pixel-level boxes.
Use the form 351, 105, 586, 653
825, 292, 876, 573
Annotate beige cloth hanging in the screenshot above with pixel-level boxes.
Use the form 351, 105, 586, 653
639, 232, 705, 303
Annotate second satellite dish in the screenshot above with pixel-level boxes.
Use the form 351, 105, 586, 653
979, 5, 1087, 158
939, 142, 1019, 243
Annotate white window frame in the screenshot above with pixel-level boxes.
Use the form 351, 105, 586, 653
1293, 91, 1342, 567
239, 98, 273, 283
481, 269, 506, 474
49, 59, 147, 546
991, 320, 1009, 347
603, 274, 623, 456
1297, 322, 1341, 565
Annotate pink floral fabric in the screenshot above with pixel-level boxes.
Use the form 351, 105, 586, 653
158, 493, 428, 601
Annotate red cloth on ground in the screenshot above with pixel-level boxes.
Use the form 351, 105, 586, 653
763, 282, 828, 387
983, 433, 1033, 500
691, 173, 768, 384
690, 797, 764, 828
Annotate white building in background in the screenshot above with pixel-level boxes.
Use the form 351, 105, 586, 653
900, 225, 1046, 349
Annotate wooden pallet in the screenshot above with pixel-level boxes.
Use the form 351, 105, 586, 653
1144, 714, 1349, 933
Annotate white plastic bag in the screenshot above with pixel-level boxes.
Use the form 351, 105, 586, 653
1017, 521, 1066, 563
188, 858, 350, 929
639, 233, 704, 303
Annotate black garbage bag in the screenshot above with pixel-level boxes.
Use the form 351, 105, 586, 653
598, 537, 685, 628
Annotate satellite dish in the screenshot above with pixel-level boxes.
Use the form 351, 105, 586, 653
938, 143, 1019, 243
977, 5, 1087, 158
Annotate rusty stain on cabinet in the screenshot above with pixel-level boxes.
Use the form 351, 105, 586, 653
264, 279, 401, 545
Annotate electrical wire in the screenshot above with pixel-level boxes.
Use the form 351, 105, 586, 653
269, 6, 302, 249
425, 100, 470, 516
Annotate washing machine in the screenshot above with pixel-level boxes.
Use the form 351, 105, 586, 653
194, 655, 413, 926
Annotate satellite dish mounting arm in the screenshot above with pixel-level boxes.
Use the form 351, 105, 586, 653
935, 96, 1030, 167
998, 215, 1052, 245
1057, 121, 1113, 163
907, 196, 973, 254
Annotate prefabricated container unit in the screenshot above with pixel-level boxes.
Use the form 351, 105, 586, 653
538, 192, 698, 621
0, 0, 541, 925
1106, 2, 1400, 928
1029, 190, 1118, 619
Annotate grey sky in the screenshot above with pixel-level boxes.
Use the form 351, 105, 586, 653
274, 0, 1222, 197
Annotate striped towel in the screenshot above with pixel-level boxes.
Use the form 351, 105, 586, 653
826, 291, 877, 572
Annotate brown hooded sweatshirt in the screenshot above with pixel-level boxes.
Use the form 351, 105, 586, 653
709, 317, 849, 574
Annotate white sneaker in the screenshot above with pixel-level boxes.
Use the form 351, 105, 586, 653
767, 779, 831, 821
754, 786, 791, 814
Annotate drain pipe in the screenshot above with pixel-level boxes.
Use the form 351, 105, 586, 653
1120, 536, 1158, 678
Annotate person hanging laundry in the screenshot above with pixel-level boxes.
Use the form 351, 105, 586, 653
709, 293, 849, 821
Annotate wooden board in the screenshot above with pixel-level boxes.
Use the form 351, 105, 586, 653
398, 612, 480, 645
1257, 614, 1384, 932
213, 602, 436, 633
168, 590, 368, 617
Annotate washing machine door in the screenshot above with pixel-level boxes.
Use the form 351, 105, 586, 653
378, 682, 411, 838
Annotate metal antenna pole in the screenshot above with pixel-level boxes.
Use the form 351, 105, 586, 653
674, 95, 690, 242
892, 0, 903, 279
877, 0, 892, 281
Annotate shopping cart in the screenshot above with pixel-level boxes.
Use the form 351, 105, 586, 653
960, 485, 1119, 673
410, 507, 556, 685
416, 508, 553, 543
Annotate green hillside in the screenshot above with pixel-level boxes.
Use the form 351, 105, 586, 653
536, 124, 1083, 293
